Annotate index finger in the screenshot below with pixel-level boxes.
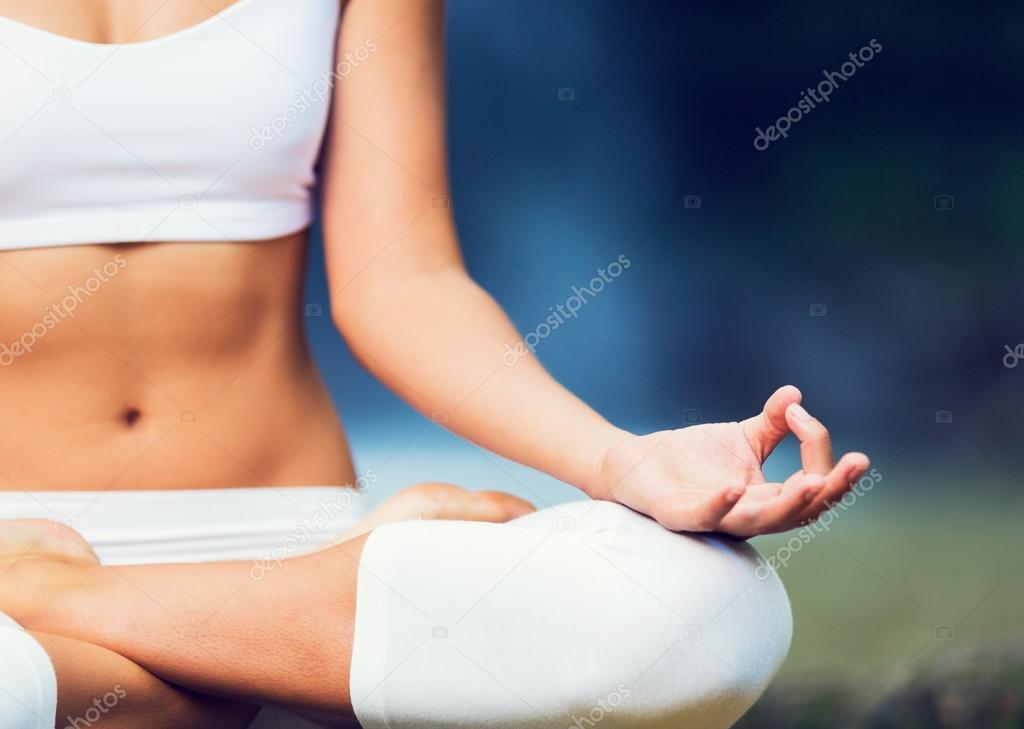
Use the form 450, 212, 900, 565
785, 403, 834, 474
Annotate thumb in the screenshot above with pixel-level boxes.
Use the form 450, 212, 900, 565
740, 385, 802, 460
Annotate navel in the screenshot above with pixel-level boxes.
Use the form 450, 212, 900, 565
121, 407, 142, 428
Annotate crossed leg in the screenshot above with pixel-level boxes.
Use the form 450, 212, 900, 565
0, 484, 533, 728
1, 491, 792, 729
22, 632, 257, 729
0, 518, 258, 729
1, 525, 367, 724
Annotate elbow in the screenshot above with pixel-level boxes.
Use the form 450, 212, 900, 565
330, 303, 379, 374
327, 278, 383, 350
329, 299, 357, 342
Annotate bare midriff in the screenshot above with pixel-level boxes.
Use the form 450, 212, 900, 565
0, 233, 357, 491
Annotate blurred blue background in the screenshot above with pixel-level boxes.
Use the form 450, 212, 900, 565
302, 3, 1023, 725
306, 0, 1023, 502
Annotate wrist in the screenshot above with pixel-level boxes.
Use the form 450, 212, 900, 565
572, 423, 634, 498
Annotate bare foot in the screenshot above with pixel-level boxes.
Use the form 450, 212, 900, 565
343, 482, 535, 539
0, 519, 99, 627
0, 519, 98, 564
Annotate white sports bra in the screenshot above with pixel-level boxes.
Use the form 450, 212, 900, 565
0, 0, 340, 250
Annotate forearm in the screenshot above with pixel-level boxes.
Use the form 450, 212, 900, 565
29, 536, 368, 721
336, 267, 627, 492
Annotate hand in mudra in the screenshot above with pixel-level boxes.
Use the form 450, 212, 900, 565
592, 386, 870, 537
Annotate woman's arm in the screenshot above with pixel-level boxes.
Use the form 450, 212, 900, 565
321, 0, 624, 493
321, 0, 870, 536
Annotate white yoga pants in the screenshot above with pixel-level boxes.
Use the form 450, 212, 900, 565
351, 499, 791, 729
0, 492, 791, 729
0, 613, 58, 729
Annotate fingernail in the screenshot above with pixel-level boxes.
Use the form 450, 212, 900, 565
789, 403, 810, 421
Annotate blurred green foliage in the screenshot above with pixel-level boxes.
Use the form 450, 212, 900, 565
739, 491, 1023, 728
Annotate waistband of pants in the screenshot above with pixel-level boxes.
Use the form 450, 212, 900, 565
0, 486, 368, 565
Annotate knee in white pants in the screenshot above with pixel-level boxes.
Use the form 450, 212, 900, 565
0, 614, 58, 729
351, 500, 791, 729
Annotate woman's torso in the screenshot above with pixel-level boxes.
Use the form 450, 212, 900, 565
0, 236, 356, 491
0, 0, 355, 491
